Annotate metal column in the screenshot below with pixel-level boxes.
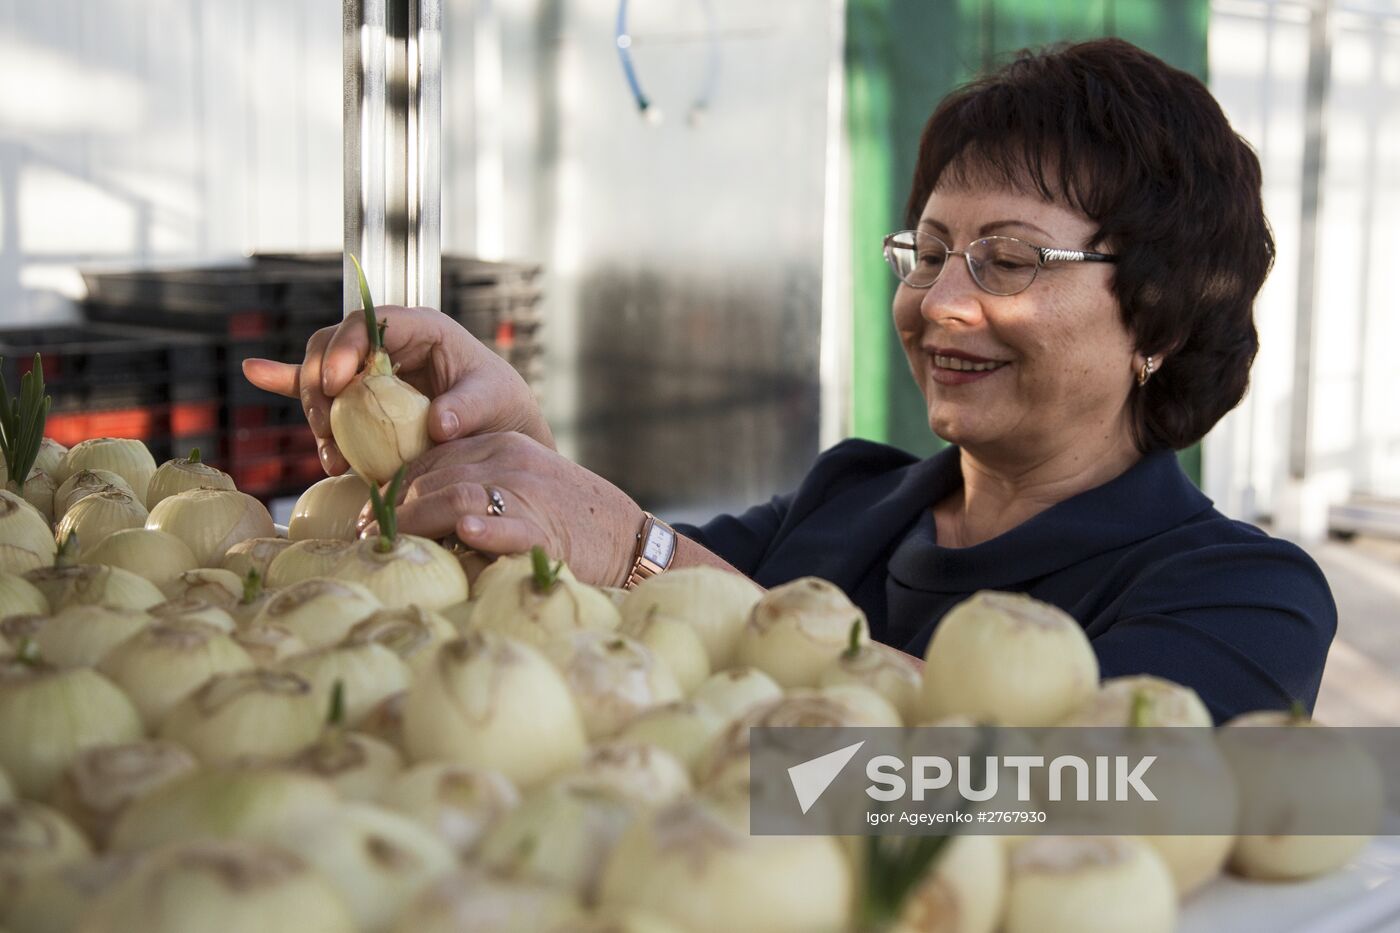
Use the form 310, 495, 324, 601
344, 0, 442, 312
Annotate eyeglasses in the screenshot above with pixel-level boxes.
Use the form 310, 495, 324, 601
883, 230, 1116, 296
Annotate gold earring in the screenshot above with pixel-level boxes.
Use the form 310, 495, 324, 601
1137, 356, 1157, 387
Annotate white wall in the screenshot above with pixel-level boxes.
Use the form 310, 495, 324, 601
0, 0, 343, 325
1207, 0, 1400, 533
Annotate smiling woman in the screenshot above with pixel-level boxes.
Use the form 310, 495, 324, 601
244, 38, 1333, 724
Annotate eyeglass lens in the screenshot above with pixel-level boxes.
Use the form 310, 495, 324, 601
887, 232, 1040, 296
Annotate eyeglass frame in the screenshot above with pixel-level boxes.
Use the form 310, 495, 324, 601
882, 230, 1117, 297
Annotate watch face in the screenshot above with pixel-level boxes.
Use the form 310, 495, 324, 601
643, 524, 676, 567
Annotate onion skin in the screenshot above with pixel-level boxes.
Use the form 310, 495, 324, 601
379, 762, 521, 859
223, 537, 294, 580
556, 741, 693, 808
819, 639, 923, 726
329, 353, 432, 486
18, 469, 57, 524
403, 633, 588, 788
890, 834, 1007, 933
76, 839, 356, 933
0, 662, 144, 797
159, 670, 325, 766
288, 474, 372, 542
232, 623, 308, 666
24, 564, 166, 613
333, 535, 469, 612
54, 470, 133, 523
736, 577, 870, 688
466, 553, 616, 646
57, 438, 157, 504
344, 606, 457, 677
613, 701, 726, 773
34, 605, 153, 668
618, 609, 712, 694
35, 437, 67, 477
56, 489, 149, 556
1003, 836, 1176, 933
252, 577, 382, 649
280, 642, 411, 727
920, 591, 1099, 727
0, 571, 49, 620
690, 667, 783, 723
0, 800, 93, 907
146, 489, 276, 567
108, 768, 341, 853
289, 731, 403, 801
267, 539, 358, 588
145, 454, 236, 510
619, 567, 763, 669
392, 868, 586, 933
541, 632, 683, 740
48, 740, 199, 847
4, 852, 141, 933
98, 621, 255, 729
78, 528, 199, 591
0, 491, 58, 576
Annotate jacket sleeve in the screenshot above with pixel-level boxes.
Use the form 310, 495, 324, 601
671, 493, 795, 578
1091, 536, 1337, 724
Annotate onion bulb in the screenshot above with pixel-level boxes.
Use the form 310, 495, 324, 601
618, 606, 711, 694
334, 535, 468, 611
888, 834, 1007, 933
467, 550, 618, 646
98, 621, 254, 728
78, 527, 198, 591
478, 782, 641, 902
54, 470, 132, 523
541, 632, 683, 740
289, 473, 372, 541
1059, 674, 1213, 727
556, 741, 692, 808
599, 797, 852, 933
109, 767, 341, 852
35, 437, 67, 477
404, 633, 587, 788
223, 536, 294, 580
290, 730, 402, 801
393, 868, 586, 933
252, 577, 382, 649
25, 563, 165, 613
17, 469, 57, 524
267, 539, 357, 587
56, 489, 148, 556
735, 578, 869, 688
34, 604, 152, 667
48, 740, 198, 847
619, 567, 763, 670
819, 622, 922, 724
0, 490, 57, 575
379, 763, 521, 859
1003, 836, 1175, 933
273, 802, 455, 933
0, 800, 92, 907
344, 605, 457, 676
161, 567, 243, 605
613, 701, 726, 773
77, 839, 355, 933
280, 641, 411, 726
920, 591, 1098, 727
146, 488, 275, 567
329, 258, 432, 485
145, 447, 235, 509
0, 571, 48, 619
232, 623, 308, 665
57, 438, 157, 503
0, 656, 143, 797
147, 596, 236, 632
0, 613, 43, 652
4, 852, 139, 933
159, 669, 324, 766
1221, 708, 1384, 880
689, 667, 783, 723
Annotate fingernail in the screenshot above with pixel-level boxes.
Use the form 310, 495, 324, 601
361, 522, 379, 539
463, 517, 486, 536
439, 410, 460, 437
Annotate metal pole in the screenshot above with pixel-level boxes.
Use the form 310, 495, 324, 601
344, 0, 441, 313
1289, 0, 1331, 480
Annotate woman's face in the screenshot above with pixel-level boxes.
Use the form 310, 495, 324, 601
893, 182, 1139, 463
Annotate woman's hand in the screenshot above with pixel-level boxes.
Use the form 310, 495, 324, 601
363, 432, 645, 588
241, 306, 553, 475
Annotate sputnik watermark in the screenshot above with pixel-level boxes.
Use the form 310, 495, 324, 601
865, 754, 1157, 803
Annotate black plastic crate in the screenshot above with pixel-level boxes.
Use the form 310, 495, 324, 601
0, 324, 218, 412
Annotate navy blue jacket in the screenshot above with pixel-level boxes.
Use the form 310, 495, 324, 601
674, 440, 1336, 724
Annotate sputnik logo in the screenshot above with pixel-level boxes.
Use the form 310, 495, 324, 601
787, 741, 865, 814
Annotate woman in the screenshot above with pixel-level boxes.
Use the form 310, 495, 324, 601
245, 38, 1334, 723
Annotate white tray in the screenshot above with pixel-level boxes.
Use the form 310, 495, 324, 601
1180, 836, 1400, 933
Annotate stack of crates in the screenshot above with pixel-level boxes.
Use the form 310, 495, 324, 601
78, 254, 544, 502
0, 325, 221, 466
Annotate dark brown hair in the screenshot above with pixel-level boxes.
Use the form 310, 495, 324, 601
906, 38, 1272, 452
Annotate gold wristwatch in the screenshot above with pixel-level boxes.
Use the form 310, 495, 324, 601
623, 512, 676, 590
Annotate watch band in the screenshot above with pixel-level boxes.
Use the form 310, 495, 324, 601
623, 512, 676, 590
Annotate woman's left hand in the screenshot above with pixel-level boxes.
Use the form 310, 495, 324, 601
361, 432, 645, 588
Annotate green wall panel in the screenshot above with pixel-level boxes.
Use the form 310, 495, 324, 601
845, 0, 1210, 479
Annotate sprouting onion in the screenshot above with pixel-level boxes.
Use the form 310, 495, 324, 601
0, 355, 56, 522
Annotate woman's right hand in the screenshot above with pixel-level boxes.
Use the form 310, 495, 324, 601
241, 305, 554, 475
